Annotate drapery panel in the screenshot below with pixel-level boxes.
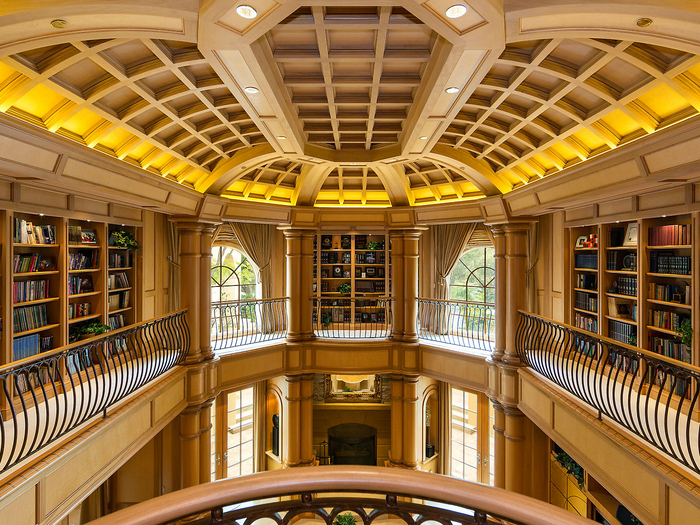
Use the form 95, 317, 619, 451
230, 222, 275, 300
432, 223, 476, 300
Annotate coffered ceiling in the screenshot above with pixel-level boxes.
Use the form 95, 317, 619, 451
1, 1, 700, 208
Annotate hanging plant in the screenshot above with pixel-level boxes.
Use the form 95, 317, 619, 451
109, 228, 140, 252
555, 451, 585, 489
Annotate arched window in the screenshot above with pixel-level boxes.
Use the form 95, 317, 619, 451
448, 247, 495, 304
211, 245, 258, 303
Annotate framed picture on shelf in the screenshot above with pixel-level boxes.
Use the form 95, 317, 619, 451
321, 268, 329, 279
333, 265, 343, 277
623, 223, 638, 247
377, 268, 385, 278
343, 270, 351, 278
366, 252, 376, 263
313, 283, 317, 292
574, 236, 588, 248
80, 277, 94, 292
81, 230, 97, 244
366, 267, 376, 277
342, 252, 351, 264
321, 236, 332, 249
38, 256, 56, 271
341, 235, 351, 249
355, 268, 362, 278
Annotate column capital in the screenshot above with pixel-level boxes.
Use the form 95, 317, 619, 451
170, 216, 221, 231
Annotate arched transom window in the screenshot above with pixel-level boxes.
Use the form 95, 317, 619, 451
211, 245, 257, 302
448, 247, 495, 304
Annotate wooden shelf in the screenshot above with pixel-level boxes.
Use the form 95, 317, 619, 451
108, 246, 129, 250
14, 271, 59, 277
14, 324, 60, 337
646, 325, 681, 337
13, 297, 60, 307
647, 272, 692, 279
605, 270, 636, 275
574, 288, 597, 293
13, 243, 58, 247
606, 246, 636, 250
574, 308, 598, 315
68, 313, 102, 324
109, 307, 132, 315
573, 267, 598, 272
646, 245, 691, 249
108, 287, 132, 293
108, 267, 132, 271
574, 247, 598, 251
68, 268, 101, 273
68, 244, 100, 249
647, 298, 692, 310
585, 489, 623, 525
605, 292, 637, 300
69, 291, 101, 299
605, 315, 637, 325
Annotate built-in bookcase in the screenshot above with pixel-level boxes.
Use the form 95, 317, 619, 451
568, 213, 697, 369
312, 232, 391, 328
107, 224, 136, 329
0, 210, 141, 370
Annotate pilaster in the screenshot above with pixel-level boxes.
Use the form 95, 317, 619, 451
282, 229, 316, 342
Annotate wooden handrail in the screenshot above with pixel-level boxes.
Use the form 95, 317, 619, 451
310, 296, 395, 300
212, 297, 289, 305
0, 309, 188, 375
89, 466, 592, 525
519, 309, 700, 374
418, 297, 495, 306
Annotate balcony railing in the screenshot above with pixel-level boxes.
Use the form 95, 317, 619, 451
0, 310, 189, 474
89, 465, 592, 525
312, 297, 393, 339
517, 311, 700, 475
418, 298, 495, 351
211, 298, 287, 350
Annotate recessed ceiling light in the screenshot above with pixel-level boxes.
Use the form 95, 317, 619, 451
445, 4, 468, 19
244, 86, 260, 94
308, 158, 315, 161
419, 136, 428, 140
276, 135, 287, 140
236, 5, 258, 19
39, 213, 44, 217
390, 158, 397, 162
51, 19, 68, 29
121, 224, 125, 227
445, 87, 460, 94
351, 162, 357, 165
636, 17, 653, 28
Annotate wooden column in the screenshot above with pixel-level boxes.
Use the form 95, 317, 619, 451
504, 223, 529, 365
491, 399, 506, 488
283, 374, 301, 467
283, 229, 315, 342
176, 222, 202, 363
401, 374, 420, 469
504, 406, 526, 493
199, 226, 215, 361
179, 405, 201, 488
403, 232, 421, 343
388, 373, 404, 467
491, 227, 506, 361
299, 373, 315, 466
198, 399, 214, 484
390, 232, 405, 341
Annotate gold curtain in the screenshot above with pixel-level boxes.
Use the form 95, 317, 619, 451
432, 223, 476, 300
166, 221, 180, 312
230, 222, 275, 299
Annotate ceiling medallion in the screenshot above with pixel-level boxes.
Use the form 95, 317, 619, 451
236, 5, 258, 19
636, 17, 653, 27
51, 19, 68, 29
445, 5, 468, 19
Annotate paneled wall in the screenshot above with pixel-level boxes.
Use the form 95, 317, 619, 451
141, 211, 172, 319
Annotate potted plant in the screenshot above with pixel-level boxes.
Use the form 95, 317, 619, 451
425, 404, 435, 458
338, 283, 351, 294
71, 321, 110, 342
322, 312, 332, 328
333, 514, 356, 525
555, 450, 585, 489
109, 228, 140, 252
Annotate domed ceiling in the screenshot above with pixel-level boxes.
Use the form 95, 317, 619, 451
0, 1, 700, 207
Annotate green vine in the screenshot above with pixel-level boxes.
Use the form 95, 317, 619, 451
679, 319, 692, 348
333, 514, 356, 525
70, 321, 110, 342
338, 283, 351, 294
555, 451, 585, 490
109, 229, 140, 252
322, 312, 332, 328
366, 241, 382, 250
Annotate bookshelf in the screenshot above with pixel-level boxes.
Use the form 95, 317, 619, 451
107, 224, 136, 330
0, 210, 141, 375
313, 233, 390, 329
568, 213, 697, 370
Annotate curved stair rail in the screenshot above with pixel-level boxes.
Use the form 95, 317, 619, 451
89, 465, 592, 525
0, 310, 189, 474
516, 310, 700, 474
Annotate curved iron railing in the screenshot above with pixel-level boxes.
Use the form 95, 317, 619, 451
516, 310, 700, 474
312, 297, 393, 339
88, 465, 592, 525
0, 310, 189, 474
211, 298, 287, 350
417, 298, 495, 351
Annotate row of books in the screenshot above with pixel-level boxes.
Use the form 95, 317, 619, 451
13, 304, 48, 333
13, 253, 55, 273
575, 274, 596, 290
615, 275, 637, 297
355, 281, 385, 293
649, 252, 691, 275
108, 290, 130, 310
68, 302, 91, 320
648, 335, 691, 364
574, 253, 597, 269
108, 314, 126, 330
108, 272, 130, 289
575, 312, 598, 333
14, 218, 56, 244
608, 319, 635, 345
648, 282, 690, 304
108, 253, 131, 268
606, 251, 636, 271
69, 252, 99, 270
648, 224, 691, 246
13, 279, 50, 303
69, 275, 94, 295
575, 291, 597, 312
648, 309, 688, 332
13, 333, 53, 361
